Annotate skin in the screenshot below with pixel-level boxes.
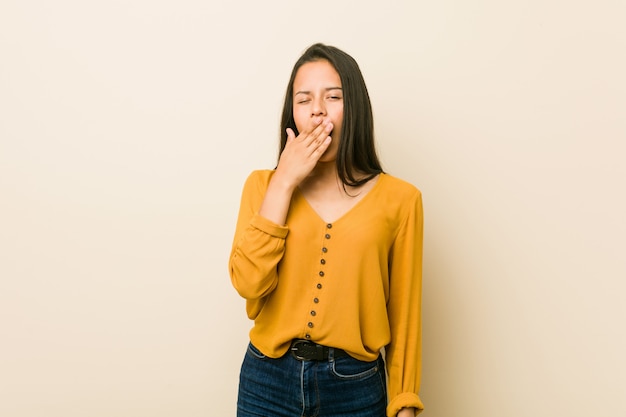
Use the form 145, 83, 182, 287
397, 408, 416, 417
258, 60, 415, 417
292, 60, 344, 163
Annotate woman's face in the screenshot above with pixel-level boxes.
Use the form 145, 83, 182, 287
292, 60, 344, 162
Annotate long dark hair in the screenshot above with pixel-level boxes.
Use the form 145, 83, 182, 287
279, 43, 383, 187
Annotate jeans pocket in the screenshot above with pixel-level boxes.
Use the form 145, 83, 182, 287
330, 355, 380, 381
246, 342, 267, 360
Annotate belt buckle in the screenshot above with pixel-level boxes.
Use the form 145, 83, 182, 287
290, 340, 314, 361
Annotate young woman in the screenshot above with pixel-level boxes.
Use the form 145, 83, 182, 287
229, 43, 424, 417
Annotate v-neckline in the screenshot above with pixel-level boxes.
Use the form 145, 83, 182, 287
294, 174, 384, 225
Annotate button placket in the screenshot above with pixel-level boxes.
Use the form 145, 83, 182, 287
308, 223, 333, 337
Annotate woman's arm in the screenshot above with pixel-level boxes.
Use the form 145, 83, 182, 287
385, 189, 425, 416
229, 118, 333, 302
229, 173, 289, 302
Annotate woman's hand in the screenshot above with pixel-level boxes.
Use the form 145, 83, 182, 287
397, 407, 416, 417
258, 116, 332, 225
273, 116, 333, 189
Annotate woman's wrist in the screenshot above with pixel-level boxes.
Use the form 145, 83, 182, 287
258, 174, 297, 226
397, 407, 416, 417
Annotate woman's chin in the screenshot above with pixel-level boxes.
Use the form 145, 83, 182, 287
317, 153, 337, 164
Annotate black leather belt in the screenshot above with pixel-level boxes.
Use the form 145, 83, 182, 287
290, 339, 349, 361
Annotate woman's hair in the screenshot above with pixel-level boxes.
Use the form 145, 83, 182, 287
279, 43, 383, 187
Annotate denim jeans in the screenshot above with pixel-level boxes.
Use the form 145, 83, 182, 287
237, 342, 387, 417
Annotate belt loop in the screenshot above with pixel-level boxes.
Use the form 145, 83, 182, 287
329, 347, 335, 362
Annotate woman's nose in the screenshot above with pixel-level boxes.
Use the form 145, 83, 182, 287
311, 98, 326, 116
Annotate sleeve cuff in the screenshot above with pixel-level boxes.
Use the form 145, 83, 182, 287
386, 392, 424, 417
250, 213, 289, 239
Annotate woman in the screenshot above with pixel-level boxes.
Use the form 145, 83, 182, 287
229, 43, 424, 417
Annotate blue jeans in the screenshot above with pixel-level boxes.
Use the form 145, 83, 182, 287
237, 342, 387, 417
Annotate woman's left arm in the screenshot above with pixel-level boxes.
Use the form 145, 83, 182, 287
385, 189, 424, 417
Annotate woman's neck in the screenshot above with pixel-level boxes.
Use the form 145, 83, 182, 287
307, 161, 338, 182
301, 161, 373, 196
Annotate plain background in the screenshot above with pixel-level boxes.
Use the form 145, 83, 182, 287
1, 1, 625, 416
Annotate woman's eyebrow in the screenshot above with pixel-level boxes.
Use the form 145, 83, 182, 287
294, 87, 342, 95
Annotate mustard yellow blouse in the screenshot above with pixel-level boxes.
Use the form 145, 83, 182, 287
229, 170, 424, 416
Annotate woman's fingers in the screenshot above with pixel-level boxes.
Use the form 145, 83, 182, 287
311, 135, 332, 158
276, 117, 334, 185
298, 117, 331, 143
303, 119, 333, 154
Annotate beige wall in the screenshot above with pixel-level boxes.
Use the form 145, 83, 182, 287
1, 1, 624, 416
